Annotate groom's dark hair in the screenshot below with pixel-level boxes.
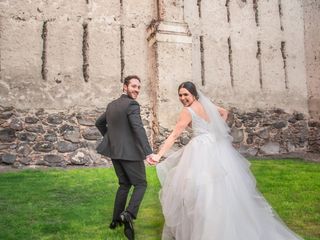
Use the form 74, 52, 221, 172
123, 75, 141, 86
178, 81, 199, 100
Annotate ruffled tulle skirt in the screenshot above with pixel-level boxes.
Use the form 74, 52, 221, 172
156, 133, 303, 240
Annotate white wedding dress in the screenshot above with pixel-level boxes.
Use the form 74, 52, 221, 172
156, 93, 303, 240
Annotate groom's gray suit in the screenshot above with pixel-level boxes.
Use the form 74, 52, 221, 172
95, 94, 152, 220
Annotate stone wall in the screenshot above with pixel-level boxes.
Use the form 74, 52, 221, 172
1, 105, 319, 168
0, 105, 153, 167
156, 107, 320, 155
228, 108, 320, 156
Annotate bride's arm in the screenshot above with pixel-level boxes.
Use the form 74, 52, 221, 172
153, 108, 191, 162
217, 106, 228, 121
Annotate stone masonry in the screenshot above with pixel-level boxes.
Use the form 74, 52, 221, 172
0, 105, 319, 167
0, 105, 153, 167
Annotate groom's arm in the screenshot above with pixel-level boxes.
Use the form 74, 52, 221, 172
127, 101, 153, 156
95, 112, 107, 136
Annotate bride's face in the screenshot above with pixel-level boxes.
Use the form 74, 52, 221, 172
178, 88, 195, 107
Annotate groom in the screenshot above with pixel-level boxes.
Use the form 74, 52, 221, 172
95, 75, 153, 240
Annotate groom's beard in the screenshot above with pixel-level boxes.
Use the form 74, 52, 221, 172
125, 90, 139, 99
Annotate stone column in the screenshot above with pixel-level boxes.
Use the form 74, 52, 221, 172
303, 0, 320, 119
157, 0, 184, 22
147, 1, 192, 135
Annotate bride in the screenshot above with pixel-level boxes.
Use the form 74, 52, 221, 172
150, 82, 303, 240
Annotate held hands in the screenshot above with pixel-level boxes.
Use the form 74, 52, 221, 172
146, 154, 161, 165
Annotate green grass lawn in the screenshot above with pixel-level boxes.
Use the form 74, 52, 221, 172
0, 159, 319, 240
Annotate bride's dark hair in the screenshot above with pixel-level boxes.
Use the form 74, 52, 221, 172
178, 81, 199, 100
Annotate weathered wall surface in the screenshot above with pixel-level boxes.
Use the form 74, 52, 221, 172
0, 0, 155, 108
0, 0, 315, 115
184, 0, 309, 115
303, 0, 320, 119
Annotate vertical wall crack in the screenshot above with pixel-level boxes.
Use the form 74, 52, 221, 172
199, 36, 205, 86
256, 41, 263, 88
120, 26, 125, 82
228, 37, 234, 87
82, 21, 89, 82
253, 0, 259, 27
197, 0, 202, 18
281, 41, 288, 89
41, 21, 48, 81
278, 0, 284, 31
156, 0, 160, 20
120, 0, 125, 82
225, 0, 231, 23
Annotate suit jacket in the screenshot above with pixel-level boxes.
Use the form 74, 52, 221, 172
95, 94, 152, 161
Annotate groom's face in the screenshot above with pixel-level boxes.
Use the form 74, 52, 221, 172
124, 78, 141, 100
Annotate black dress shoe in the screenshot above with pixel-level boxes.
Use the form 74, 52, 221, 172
109, 220, 122, 230
120, 211, 134, 240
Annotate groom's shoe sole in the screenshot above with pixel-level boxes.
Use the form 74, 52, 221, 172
120, 212, 134, 240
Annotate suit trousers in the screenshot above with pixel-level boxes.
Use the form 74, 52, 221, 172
111, 159, 147, 220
